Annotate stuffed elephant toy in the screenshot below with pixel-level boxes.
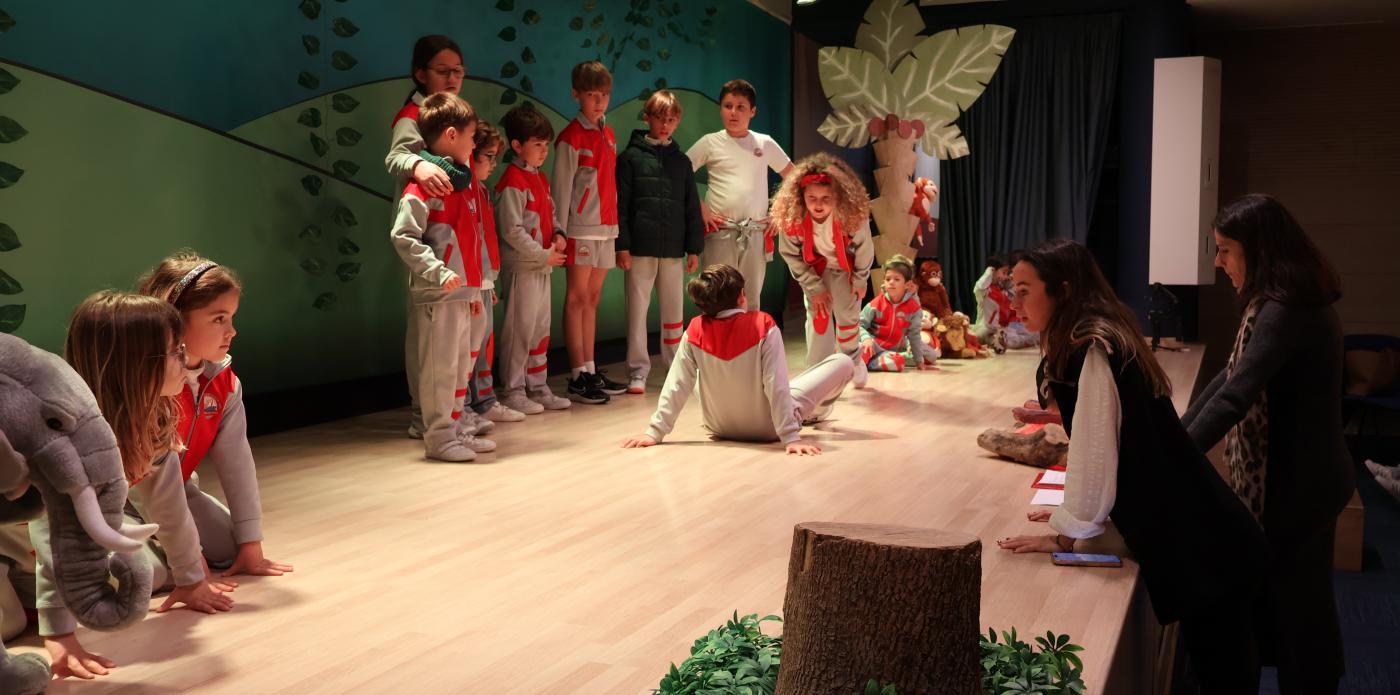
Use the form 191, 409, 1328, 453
0, 332, 158, 694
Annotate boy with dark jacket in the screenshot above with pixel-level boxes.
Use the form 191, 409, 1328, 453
616, 90, 705, 394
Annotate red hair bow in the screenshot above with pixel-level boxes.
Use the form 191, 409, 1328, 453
799, 172, 831, 188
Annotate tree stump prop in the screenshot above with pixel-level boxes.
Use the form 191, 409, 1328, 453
776, 522, 982, 695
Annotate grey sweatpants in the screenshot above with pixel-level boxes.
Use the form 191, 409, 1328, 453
702, 228, 768, 312
802, 269, 862, 368
789, 352, 855, 424
411, 298, 478, 452
185, 472, 239, 569
498, 271, 553, 400
467, 292, 498, 413
625, 256, 685, 381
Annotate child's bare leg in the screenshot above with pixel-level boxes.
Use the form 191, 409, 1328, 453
565, 265, 591, 368
582, 267, 607, 364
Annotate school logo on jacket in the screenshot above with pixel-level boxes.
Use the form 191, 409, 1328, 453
201, 394, 221, 419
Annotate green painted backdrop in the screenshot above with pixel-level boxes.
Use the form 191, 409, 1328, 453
0, 0, 792, 395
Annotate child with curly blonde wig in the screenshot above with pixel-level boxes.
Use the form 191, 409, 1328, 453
773, 153, 874, 387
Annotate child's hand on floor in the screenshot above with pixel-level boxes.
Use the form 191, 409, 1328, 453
442, 272, 463, 291
686, 254, 699, 274
412, 160, 452, 198
158, 579, 235, 614
223, 540, 294, 577
622, 434, 658, 448
44, 633, 115, 680
786, 442, 822, 456
1028, 510, 1052, 522
616, 250, 633, 271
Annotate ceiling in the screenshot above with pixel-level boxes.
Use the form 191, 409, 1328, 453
1190, 0, 1400, 31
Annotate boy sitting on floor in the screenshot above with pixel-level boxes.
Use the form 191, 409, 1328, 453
621, 264, 852, 456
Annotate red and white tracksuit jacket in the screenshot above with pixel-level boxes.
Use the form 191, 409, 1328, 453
552, 114, 619, 240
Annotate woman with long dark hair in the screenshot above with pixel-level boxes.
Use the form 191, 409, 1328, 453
997, 238, 1267, 691
1183, 193, 1354, 693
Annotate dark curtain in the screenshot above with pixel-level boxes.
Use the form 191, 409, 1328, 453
941, 13, 1122, 313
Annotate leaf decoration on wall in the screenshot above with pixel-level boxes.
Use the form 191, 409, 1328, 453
335, 262, 361, 282
297, 71, 320, 90
332, 93, 359, 113
0, 162, 23, 188
301, 175, 323, 196
302, 34, 320, 55
331, 51, 357, 71
0, 305, 24, 333
337, 238, 360, 255
817, 46, 904, 116
332, 160, 359, 178
0, 116, 27, 143
313, 292, 337, 310
297, 107, 322, 127
0, 268, 24, 293
0, 68, 18, 94
0, 224, 18, 251
309, 132, 329, 157
335, 127, 362, 146
332, 17, 358, 37
299, 0, 320, 20
332, 206, 357, 228
300, 224, 322, 240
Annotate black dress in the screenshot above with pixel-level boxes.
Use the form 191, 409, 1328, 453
1044, 340, 1268, 691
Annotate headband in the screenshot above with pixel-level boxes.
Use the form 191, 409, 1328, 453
799, 172, 831, 188
169, 261, 218, 305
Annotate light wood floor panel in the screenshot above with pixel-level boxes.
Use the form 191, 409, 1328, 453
14, 343, 1204, 694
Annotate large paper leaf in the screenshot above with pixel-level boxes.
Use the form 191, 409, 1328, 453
920, 118, 970, 160
854, 0, 924, 72
817, 47, 902, 117
817, 104, 877, 149
896, 24, 1013, 120
0, 304, 24, 333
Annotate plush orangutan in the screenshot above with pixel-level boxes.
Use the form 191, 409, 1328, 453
915, 260, 953, 321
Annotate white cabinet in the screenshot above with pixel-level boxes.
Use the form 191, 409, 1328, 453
1150, 56, 1221, 285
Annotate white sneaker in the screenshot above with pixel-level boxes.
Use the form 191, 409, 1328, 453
456, 431, 497, 453
502, 392, 545, 415
482, 402, 526, 422
627, 376, 646, 394
852, 356, 869, 389
426, 442, 477, 462
466, 411, 496, 435
531, 390, 572, 410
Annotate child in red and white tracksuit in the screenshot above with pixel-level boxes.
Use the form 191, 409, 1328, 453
495, 105, 571, 415
622, 264, 850, 456
385, 35, 467, 438
859, 255, 939, 372
389, 93, 494, 462
773, 154, 874, 387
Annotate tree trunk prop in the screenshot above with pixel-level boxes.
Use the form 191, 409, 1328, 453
869, 133, 921, 290
776, 522, 982, 695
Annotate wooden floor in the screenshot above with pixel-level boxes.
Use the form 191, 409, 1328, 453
13, 339, 1204, 694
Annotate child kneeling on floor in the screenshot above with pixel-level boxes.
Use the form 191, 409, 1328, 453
621, 264, 851, 456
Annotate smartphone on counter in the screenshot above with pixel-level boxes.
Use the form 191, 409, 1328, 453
1051, 552, 1123, 568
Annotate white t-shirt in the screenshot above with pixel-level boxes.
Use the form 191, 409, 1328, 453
811, 216, 841, 265
686, 130, 792, 222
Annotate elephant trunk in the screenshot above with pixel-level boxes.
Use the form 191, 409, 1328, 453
33, 421, 155, 632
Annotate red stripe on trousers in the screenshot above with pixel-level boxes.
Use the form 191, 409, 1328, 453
663, 336, 682, 345
442, 244, 454, 266
527, 363, 549, 374
662, 321, 683, 330
529, 336, 550, 356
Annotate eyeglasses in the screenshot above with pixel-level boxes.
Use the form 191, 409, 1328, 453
156, 343, 187, 363
429, 66, 466, 79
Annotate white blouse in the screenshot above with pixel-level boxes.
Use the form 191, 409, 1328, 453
1050, 343, 1121, 540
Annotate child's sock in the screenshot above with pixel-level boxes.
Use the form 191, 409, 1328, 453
584, 361, 596, 374
571, 366, 586, 380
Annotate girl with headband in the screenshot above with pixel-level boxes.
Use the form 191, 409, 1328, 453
138, 252, 293, 581
771, 153, 875, 387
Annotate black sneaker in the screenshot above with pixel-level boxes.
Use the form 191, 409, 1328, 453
568, 374, 610, 404
592, 370, 628, 396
